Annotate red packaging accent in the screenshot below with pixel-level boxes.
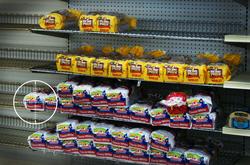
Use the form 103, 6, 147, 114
151, 143, 170, 152
113, 154, 130, 160
59, 132, 76, 139
94, 137, 112, 143
112, 141, 129, 148
31, 143, 46, 149
131, 115, 150, 123
129, 142, 148, 150
63, 148, 78, 154
77, 134, 94, 140
96, 152, 113, 158
79, 150, 96, 156
150, 158, 168, 164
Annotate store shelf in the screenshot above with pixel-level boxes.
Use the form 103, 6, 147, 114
224, 35, 250, 43
223, 73, 250, 90
30, 64, 223, 88
30, 28, 224, 41
223, 126, 250, 137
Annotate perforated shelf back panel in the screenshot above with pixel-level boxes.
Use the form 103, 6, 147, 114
69, 34, 246, 57
70, 0, 246, 33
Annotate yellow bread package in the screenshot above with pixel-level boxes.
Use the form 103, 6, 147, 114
56, 54, 74, 72
163, 63, 186, 83
144, 62, 164, 82
79, 14, 99, 32
184, 64, 207, 84
108, 60, 128, 78
116, 45, 131, 57
197, 53, 220, 63
96, 13, 137, 33
129, 45, 144, 58
223, 53, 241, 66
72, 56, 95, 75
102, 45, 115, 56
128, 60, 146, 79
148, 50, 166, 58
91, 58, 111, 77
39, 9, 82, 30
206, 63, 231, 84
78, 44, 95, 55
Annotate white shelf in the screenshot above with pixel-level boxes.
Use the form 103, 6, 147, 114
223, 73, 250, 90
224, 35, 250, 43
222, 126, 250, 137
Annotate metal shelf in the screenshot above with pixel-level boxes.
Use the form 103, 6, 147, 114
224, 35, 250, 43
223, 126, 250, 137
30, 28, 225, 41
30, 64, 223, 88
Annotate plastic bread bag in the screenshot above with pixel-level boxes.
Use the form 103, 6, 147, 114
56, 119, 78, 140
170, 113, 192, 129
144, 62, 164, 82
116, 45, 131, 57
184, 149, 211, 165
163, 59, 187, 83
76, 121, 95, 140
112, 106, 130, 120
112, 146, 131, 161
90, 85, 111, 106
79, 13, 99, 32
110, 126, 129, 148
187, 94, 212, 115
92, 123, 113, 143
58, 98, 77, 114
108, 60, 128, 79
150, 147, 168, 165
150, 130, 175, 152
106, 87, 129, 107
73, 84, 93, 104
96, 12, 137, 32
184, 62, 207, 84
228, 111, 250, 129
223, 53, 242, 66
197, 52, 221, 63
91, 58, 111, 77
206, 63, 231, 84
27, 130, 47, 150
147, 49, 167, 59
77, 139, 96, 156
166, 148, 186, 165
161, 92, 188, 115
72, 56, 95, 75
77, 103, 95, 115
57, 81, 78, 98
129, 147, 150, 164
62, 140, 78, 154
128, 60, 146, 79
128, 128, 150, 151
44, 132, 63, 152
44, 93, 58, 111
101, 45, 116, 56
94, 106, 113, 117
191, 113, 216, 130
129, 103, 152, 123
77, 43, 95, 55
95, 143, 113, 158
149, 107, 170, 126
56, 54, 74, 72
23, 92, 46, 111
39, 9, 82, 30
129, 45, 145, 58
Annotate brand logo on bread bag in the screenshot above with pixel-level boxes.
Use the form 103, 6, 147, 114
166, 66, 179, 76
78, 140, 92, 149
112, 131, 126, 140
93, 62, 104, 71
98, 17, 111, 28
45, 16, 55, 26
187, 68, 199, 78
152, 133, 167, 145
186, 153, 203, 164
76, 125, 89, 133
147, 65, 159, 76
130, 64, 142, 73
82, 18, 93, 27
93, 127, 107, 136
76, 58, 87, 68
167, 151, 183, 161
111, 63, 122, 72
60, 57, 71, 66
208, 68, 223, 78
96, 143, 110, 151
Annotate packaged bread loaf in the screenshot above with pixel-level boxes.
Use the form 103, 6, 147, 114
184, 63, 207, 84
206, 63, 231, 84
39, 9, 82, 30
56, 54, 74, 72
72, 56, 95, 75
